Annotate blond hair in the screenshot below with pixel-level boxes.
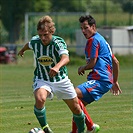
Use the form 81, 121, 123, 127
37, 15, 56, 34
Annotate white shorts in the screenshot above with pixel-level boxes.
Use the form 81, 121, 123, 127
32, 76, 77, 100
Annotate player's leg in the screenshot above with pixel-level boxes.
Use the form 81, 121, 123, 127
74, 80, 111, 133
63, 97, 86, 133
33, 80, 53, 133
70, 99, 94, 133
78, 99, 94, 131
70, 86, 94, 132
53, 77, 85, 133
78, 100, 100, 133
71, 118, 77, 133
34, 88, 48, 126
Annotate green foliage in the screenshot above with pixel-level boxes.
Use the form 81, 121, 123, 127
1, 0, 133, 43
33, 0, 51, 12
1, 0, 32, 31
0, 21, 8, 45
1, 0, 51, 43
122, 0, 133, 14
1, 0, 33, 42
87, 0, 122, 13
50, 0, 88, 12
111, 0, 133, 13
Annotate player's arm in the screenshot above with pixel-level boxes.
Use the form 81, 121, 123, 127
112, 55, 119, 83
18, 43, 31, 57
110, 55, 122, 95
49, 54, 69, 77
78, 57, 97, 75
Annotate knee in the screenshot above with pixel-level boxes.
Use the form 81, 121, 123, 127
72, 104, 82, 115
36, 96, 46, 103
35, 95, 46, 109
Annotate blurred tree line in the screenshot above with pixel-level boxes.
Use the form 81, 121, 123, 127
0, 0, 133, 44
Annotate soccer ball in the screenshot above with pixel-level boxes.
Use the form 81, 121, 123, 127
29, 127, 45, 133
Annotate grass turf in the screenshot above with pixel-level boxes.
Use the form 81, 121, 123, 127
0, 52, 132, 133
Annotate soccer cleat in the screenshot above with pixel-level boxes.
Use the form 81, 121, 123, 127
86, 124, 100, 133
43, 124, 53, 133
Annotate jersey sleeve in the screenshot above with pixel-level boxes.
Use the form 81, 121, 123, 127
28, 36, 39, 50
58, 49, 69, 56
54, 38, 69, 56
28, 41, 33, 49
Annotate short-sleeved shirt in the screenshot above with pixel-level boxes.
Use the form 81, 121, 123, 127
85, 32, 113, 83
28, 35, 69, 82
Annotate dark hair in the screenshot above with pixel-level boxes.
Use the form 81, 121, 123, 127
79, 15, 96, 26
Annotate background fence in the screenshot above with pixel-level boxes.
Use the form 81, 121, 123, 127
24, 12, 133, 55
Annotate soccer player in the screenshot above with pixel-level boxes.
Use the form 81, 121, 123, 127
70, 15, 122, 133
18, 15, 86, 133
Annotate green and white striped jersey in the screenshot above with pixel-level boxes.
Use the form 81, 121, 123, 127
29, 35, 69, 82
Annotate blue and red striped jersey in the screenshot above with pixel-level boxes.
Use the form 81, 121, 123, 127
85, 32, 113, 83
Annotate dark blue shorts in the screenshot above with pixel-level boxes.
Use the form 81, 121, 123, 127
77, 80, 113, 104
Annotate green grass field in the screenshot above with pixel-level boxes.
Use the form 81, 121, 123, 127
0, 51, 133, 133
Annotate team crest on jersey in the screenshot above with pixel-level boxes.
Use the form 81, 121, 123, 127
38, 56, 54, 66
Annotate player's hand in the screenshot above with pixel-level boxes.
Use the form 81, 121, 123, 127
18, 50, 24, 57
78, 66, 85, 76
110, 82, 122, 95
49, 67, 59, 78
